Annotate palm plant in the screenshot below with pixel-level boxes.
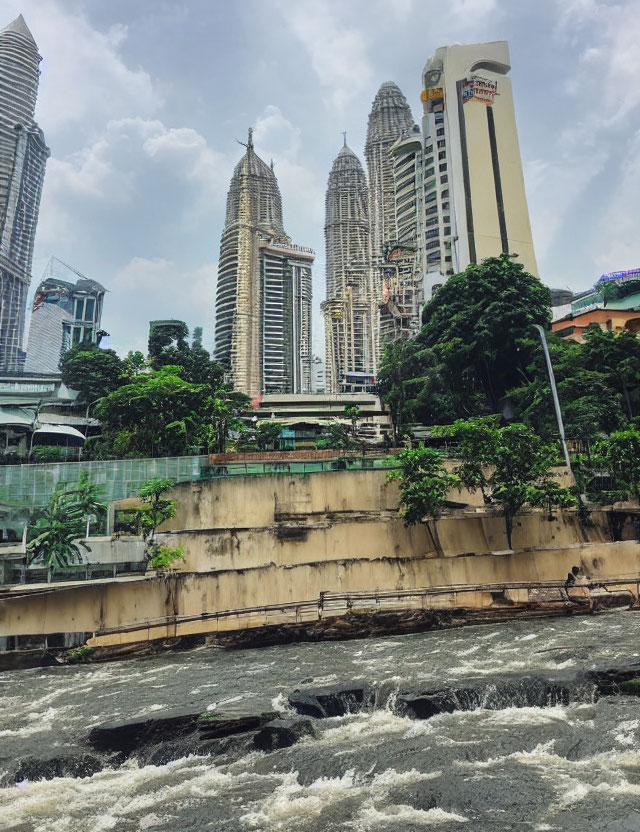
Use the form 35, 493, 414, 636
27, 474, 106, 570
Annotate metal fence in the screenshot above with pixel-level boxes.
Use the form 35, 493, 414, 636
0, 455, 209, 509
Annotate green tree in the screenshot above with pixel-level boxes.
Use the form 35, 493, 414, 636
207, 391, 249, 454
489, 423, 574, 548
387, 445, 460, 555
435, 418, 575, 549
122, 350, 147, 377
27, 474, 106, 570
594, 427, 640, 501
419, 254, 551, 414
148, 320, 223, 388
343, 404, 361, 438
256, 420, 283, 450
93, 367, 211, 458
137, 478, 177, 542
60, 345, 124, 404
317, 422, 354, 451
432, 416, 499, 501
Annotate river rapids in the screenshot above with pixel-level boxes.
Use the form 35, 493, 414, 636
2, 612, 640, 831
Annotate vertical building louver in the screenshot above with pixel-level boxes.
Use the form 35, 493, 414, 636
214, 131, 313, 397
0, 14, 49, 371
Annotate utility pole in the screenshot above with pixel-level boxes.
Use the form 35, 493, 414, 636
533, 324, 571, 470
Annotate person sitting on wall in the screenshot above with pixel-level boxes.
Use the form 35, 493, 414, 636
565, 565, 594, 610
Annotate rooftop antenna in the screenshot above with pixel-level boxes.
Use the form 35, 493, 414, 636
236, 127, 254, 149
270, 158, 275, 171
342, 131, 347, 147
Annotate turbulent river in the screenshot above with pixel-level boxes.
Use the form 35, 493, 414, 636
2, 612, 640, 831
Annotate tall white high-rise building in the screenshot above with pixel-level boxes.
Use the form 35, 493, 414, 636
420, 41, 538, 299
365, 82, 414, 369
0, 15, 49, 370
214, 130, 313, 397
322, 140, 375, 393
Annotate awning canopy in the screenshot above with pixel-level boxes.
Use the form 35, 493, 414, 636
0, 407, 34, 427
34, 424, 86, 443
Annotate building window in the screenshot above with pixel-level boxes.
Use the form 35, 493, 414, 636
443, 215, 450, 223
438, 151, 446, 160
424, 156, 433, 166
439, 163, 447, 172
425, 167, 435, 178
426, 216, 439, 227
441, 175, 448, 184
442, 202, 449, 210
437, 140, 446, 148
84, 298, 95, 322
426, 240, 440, 250
426, 228, 439, 238
425, 191, 437, 202
74, 298, 84, 321
427, 251, 441, 262
72, 326, 82, 344
425, 144, 433, 154
426, 205, 438, 215
444, 226, 451, 235
441, 189, 449, 198
436, 128, 445, 136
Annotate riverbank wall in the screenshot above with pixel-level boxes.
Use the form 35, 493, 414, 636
2, 469, 639, 652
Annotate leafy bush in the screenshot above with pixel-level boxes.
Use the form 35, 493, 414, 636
32, 445, 67, 463
149, 545, 186, 569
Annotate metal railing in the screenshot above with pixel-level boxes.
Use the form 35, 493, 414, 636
198, 455, 396, 480
92, 576, 640, 639
2, 561, 148, 586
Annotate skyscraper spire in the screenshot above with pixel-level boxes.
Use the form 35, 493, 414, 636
0, 13, 49, 370
214, 140, 314, 396
365, 81, 414, 368
322, 140, 373, 393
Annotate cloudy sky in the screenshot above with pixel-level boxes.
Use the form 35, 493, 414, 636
4, 0, 640, 357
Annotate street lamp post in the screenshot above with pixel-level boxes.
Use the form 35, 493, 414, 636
533, 324, 571, 470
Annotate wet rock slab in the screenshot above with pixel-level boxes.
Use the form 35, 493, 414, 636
13, 753, 102, 783
288, 683, 374, 718
253, 717, 317, 751
88, 708, 203, 755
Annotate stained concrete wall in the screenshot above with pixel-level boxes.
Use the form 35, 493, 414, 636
2, 539, 640, 644
1, 468, 631, 646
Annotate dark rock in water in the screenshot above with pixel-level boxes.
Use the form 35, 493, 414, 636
253, 718, 316, 751
39, 652, 62, 667
13, 753, 102, 782
617, 677, 640, 696
88, 708, 202, 755
289, 683, 373, 718
396, 675, 577, 720
197, 711, 277, 740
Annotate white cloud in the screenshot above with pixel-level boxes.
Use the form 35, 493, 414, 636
279, 0, 375, 114
107, 257, 217, 355
3, 0, 162, 135
592, 129, 640, 271
253, 105, 324, 233
36, 118, 230, 248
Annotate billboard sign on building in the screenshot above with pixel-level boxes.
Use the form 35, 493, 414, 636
462, 75, 498, 105
598, 267, 640, 283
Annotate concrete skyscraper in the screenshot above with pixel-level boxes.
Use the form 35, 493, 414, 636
420, 41, 538, 299
214, 130, 313, 397
322, 139, 375, 393
364, 82, 415, 367
0, 15, 49, 371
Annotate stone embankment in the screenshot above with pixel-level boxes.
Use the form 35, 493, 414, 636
5, 662, 640, 786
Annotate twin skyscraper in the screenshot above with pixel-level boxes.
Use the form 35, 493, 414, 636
215, 41, 538, 398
